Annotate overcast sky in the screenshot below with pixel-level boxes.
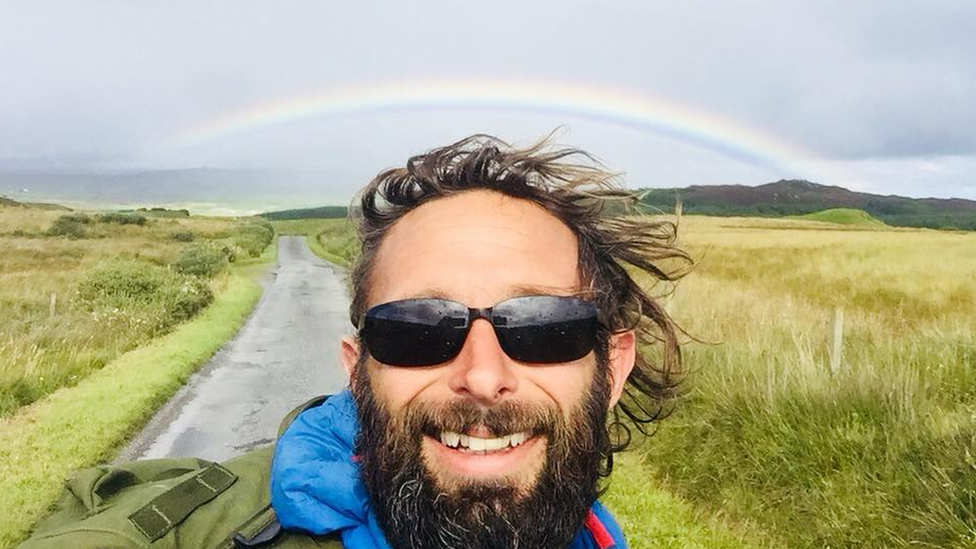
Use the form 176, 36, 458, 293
2, 0, 974, 202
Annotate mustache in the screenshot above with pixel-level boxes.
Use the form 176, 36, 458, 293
403, 398, 563, 439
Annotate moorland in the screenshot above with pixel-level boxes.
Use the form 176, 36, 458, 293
2, 199, 975, 549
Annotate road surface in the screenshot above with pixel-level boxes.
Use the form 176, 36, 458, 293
117, 236, 350, 462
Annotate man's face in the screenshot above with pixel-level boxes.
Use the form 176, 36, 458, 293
341, 189, 634, 548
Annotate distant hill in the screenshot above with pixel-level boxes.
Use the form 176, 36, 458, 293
261, 206, 348, 220
0, 168, 350, 215
794, 208, 887, 227
0, 195, 71, 210
641, 180, 976, 230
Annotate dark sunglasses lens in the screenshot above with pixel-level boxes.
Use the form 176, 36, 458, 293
492, 296, 599, 363
361, 299, 469, 366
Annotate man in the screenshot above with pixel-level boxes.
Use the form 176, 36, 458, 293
270, 135, 690, 549
16, 135, 688, 549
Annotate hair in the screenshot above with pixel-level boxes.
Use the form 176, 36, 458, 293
347, 133, 693, 470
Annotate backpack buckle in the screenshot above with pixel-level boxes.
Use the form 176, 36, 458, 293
233, 518, 283, 548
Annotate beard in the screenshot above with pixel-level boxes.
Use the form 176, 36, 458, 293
351, 353, 612, 549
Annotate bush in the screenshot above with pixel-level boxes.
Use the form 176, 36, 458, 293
98, 212, 148, 226
170, 231, 195, 242
173, 244, 229, 277
233, 221, 275, 258
47, 215, 89, 238
61, 213, 92, 224
76, 258, 212, 334
219, 244, 239, 263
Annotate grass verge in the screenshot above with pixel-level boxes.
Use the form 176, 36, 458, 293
603, 452, 765, 549
0, 268, 266, 549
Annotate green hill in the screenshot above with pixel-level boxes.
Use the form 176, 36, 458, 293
261, 205, 347, 220
0, 196, 70, 210
641, 180, 976, 230
794, 208, 887, 227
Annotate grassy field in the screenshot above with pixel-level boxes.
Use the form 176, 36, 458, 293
0, 205, 273, 417
643, 216, 976, 548
0, 271, 268, 548
307, 213, 976, 548
0, 203, 277, 548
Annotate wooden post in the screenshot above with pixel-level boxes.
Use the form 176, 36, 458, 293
828, 306, 844, 374
49, 293, 57, 317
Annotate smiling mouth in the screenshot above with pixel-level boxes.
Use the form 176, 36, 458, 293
438, 430, 531, 452
423, 425, 547, 478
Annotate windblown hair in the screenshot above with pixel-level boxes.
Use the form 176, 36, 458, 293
348, 134, 693, 466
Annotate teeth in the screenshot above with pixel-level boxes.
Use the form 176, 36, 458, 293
468, 437, 487, 451
440, 431, 461, 448
484, 437, 507, 451
438, 431, 530, 451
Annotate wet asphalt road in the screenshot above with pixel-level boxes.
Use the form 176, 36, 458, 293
117, 236, 351, 462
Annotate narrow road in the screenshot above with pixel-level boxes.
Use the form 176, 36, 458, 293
118, 236, 350, 462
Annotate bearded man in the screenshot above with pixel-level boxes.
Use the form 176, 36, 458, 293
269, 135, 689, 549
15, 135, 689, 549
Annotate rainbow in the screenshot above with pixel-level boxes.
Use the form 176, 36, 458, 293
167, 78, 833, 182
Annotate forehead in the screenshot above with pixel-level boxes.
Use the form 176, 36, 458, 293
369, 190, 581, 307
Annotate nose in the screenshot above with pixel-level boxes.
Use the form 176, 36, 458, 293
447, 318, 519, 404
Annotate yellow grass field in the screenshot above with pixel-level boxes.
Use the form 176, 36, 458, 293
0, 205, 248, 416
305, 214, 976, 547
641, 216, 976, 548
3, 209, 974, 548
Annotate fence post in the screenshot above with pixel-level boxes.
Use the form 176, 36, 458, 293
828, 306, 844, 374
49, 293, 57, 317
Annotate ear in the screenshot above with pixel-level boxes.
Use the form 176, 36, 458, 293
340, 334, 361, 384
606, 330, 637, 408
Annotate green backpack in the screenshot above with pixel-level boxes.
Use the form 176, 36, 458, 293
17, 396, 343, 549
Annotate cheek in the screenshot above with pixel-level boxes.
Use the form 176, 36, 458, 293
365, 361, 443, 410
523, 361, 595, 418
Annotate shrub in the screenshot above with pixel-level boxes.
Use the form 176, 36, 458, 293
61, 213, 92, 224
98, 212, 148, 226
170, 231, 195, 242
219, 244, 239, 263
46, 215, 89, 238
233, 221, 275, 258
173, 244, 229, 277
76, 258, 212, 334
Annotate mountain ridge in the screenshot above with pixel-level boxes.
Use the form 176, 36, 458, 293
640, 179, 976, 230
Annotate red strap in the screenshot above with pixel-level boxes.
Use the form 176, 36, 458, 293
584, 509, 615, 549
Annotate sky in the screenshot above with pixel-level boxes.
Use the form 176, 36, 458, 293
1, 0, 975, 207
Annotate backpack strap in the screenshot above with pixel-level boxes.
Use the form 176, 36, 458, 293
276, 395, 332, 438
231, 505, 282, 548
127, 463, 238, 542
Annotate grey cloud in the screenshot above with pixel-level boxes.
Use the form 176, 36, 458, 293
0, 0, 974, 198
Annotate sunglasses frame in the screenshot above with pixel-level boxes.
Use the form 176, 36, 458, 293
358, 294, 602, 367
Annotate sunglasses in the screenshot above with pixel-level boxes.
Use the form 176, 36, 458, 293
358, 295, 601, 367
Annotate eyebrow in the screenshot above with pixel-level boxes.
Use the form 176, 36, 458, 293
404, 283, 581, 301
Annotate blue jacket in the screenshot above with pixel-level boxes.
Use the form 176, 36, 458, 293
270, 390, 627, 549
